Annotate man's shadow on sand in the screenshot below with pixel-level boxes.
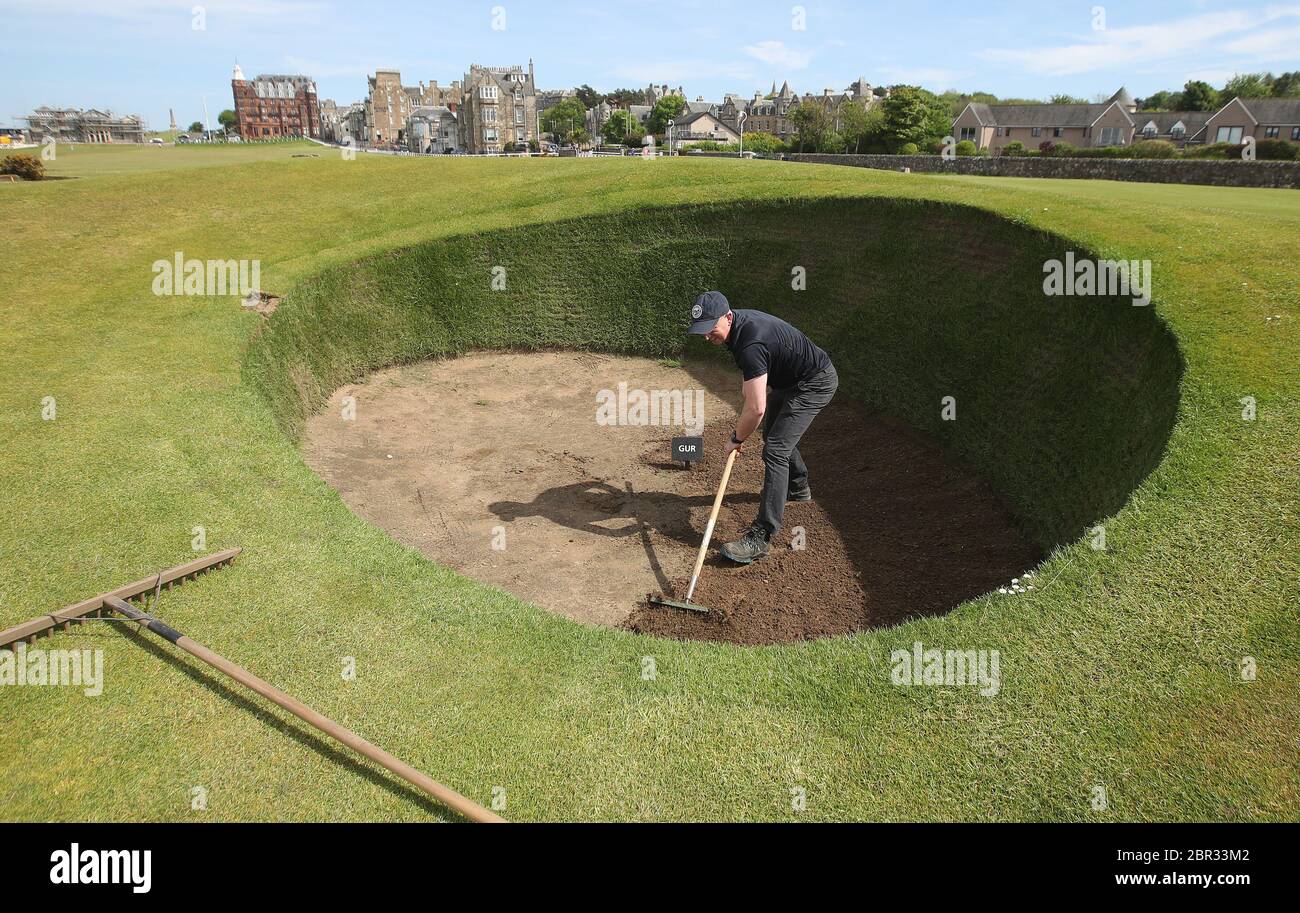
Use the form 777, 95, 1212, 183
489, 480, 758, 593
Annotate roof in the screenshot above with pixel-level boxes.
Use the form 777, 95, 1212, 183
1135, 111, 1211, 133
968, 102, 1121, 128
1235, 97, 1300, 124
1106, 86, 1136, 108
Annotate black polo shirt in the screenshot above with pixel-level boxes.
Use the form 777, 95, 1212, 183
725, 309, 832, 389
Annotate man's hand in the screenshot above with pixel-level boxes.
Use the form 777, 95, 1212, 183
725, 432, 743, 457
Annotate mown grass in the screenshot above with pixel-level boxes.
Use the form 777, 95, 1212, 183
0, 143, 1296, 821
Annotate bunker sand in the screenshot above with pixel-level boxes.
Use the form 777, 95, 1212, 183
304, 352, 1042, 644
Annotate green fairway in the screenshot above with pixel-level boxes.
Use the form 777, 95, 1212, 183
1, 143, 1296, 821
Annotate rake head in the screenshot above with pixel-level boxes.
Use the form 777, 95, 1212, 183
646, 594, 710, 614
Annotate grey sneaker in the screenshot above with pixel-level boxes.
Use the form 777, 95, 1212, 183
720, 525, 771, 564
787, 485, 812, 502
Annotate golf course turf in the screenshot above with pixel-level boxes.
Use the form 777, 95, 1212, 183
1, 142, 1296, 821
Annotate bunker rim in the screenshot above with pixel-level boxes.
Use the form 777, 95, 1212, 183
0, 549, 503, 824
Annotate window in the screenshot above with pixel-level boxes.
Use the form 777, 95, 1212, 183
515, 107, 524, 125
1031, 127, 1041, 137
959, 126, 976, 141
1293, 127, 1300, 140
480, 85, 498, 101
1143, 124, 1156, 138
1171, 123, 1185, 139
1264, 126, 1279, 138
1216, 126, 1243, 143
1053, 127, 1062, 137
1098, 126, 1127, 146
484, 127, 497, 141
484, 108, 497, 123
516, 128, 525, 142
997, 126, 1006, 136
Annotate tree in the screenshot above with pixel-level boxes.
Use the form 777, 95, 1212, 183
540, 97, 587, 142
646, 94, 686, 135
1180, 80, 1219, 111
1137, 90, 1178, 111
837, 101, 869, 152
881, 86, 949, 152
1271, 71, 1300, 97
217, 109, 237, 135
574, 85, 602, 107
1222, 73, 1271, 99
788, 101, 830, 151
188, 121, 204, 133
1049, 93, 1087, 104
736, 131, 782, 153
603, 87, 644, 106
601, 109, 643, 145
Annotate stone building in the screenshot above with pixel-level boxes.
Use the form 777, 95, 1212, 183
721, 77, 878, 142
230, 65, 320, 139
458, 61, 539, 153
364, 69, 410, 146
320, 99, 365, 144
407, 106, 459, 154
23, 107, 146, 143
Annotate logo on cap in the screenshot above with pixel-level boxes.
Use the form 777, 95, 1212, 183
691, 304, 703, 319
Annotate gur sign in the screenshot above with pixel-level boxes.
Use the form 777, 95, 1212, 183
672, 436, 703, 463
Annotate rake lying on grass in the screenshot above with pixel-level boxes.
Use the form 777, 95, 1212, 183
0, 550, 503, 823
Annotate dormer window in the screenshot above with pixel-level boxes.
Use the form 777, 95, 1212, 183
1171, 122, 1185, 138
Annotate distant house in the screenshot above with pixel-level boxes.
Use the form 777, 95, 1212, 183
458, 62, 539, 153
407, 106, 458, 154
953, 88, 1140, 153
23, 107, 146, 144
1196, 97, 1300, 146
669, 111, 740, 148
1132, 111, 1212, 147
231, 65, 320, 140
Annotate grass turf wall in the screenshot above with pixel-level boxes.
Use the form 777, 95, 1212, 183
244, 197, 1182, 552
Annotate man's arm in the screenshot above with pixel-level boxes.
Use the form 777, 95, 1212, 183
726, 374, 767, 455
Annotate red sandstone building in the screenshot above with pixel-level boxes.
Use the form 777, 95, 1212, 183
231, 65, 320, 140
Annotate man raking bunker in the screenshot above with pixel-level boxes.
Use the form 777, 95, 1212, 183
688, 291, 838, 563
647, 292, 837, 613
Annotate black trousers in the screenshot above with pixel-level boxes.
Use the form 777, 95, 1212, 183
755, 365, 838, 536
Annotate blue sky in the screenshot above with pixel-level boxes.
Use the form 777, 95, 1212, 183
4, 0, 1298, 128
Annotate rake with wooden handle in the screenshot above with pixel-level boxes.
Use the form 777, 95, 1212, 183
647, 447, 739, 613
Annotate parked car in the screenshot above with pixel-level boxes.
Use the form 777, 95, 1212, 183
150, 137, 164, 146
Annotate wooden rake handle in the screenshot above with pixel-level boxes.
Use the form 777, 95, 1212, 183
685, 447, 738, 603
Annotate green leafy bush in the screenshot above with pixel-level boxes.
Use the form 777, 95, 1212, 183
1255, 139, 1299, 161
955, 139, 978, 156
0, 153, 45, 180
1184, 142, 1238, 159
1128, 140, 1178, 158
898, 142, 919, 155
1002, 141, 1026, 156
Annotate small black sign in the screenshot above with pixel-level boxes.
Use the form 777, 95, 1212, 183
672, 436, 703, 462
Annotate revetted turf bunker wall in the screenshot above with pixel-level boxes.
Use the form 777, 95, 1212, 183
244, 197, 1182, 551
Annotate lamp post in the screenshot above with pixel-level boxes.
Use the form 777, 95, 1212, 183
737, 111, 746, 157
668, 119, 674, 156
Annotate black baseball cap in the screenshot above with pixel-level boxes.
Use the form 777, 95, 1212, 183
687, 291, 731, 334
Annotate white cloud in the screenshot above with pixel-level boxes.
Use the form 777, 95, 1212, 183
742, 40, 812, 70
878, 66, 971, 88
612, 60, 756, 85
978, 6, 1300, 76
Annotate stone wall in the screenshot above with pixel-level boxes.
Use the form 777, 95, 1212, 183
783, 153, 1300, 189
